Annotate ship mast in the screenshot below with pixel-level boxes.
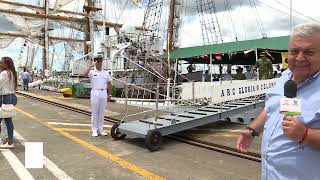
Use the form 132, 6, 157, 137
42, 0, 49, 73
83, 0, 100, 55
166, 0, 175, 54
166, 0, 182, 79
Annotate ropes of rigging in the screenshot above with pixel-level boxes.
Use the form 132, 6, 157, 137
271, 0, 320, 23
212, 0, 223, 43
220, 1, 233, 41
253, 0, 310, 24
32, 44, 40, 68
248, 0, 266, 38
113, 0, 120, 21
237, 0, 247, 40
115, 0, 130, 24
67, 0, 81, 38
225, 0, 238, 41
196, 0, 223, 44
195, 0, 206, 44
252, 0, 267, 37
118, 0, 135, 26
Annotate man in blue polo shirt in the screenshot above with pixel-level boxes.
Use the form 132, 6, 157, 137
236, 23, 320, 180
21, 67, 31, 91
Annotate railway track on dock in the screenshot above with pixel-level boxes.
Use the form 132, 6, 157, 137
168, 135, 261, 162
17, 91, 261, 162
16, 92, 119, 123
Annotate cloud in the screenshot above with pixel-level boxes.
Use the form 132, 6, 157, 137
182, 0, 251, 16
179, 0, 320, 47
179, 16, 202, 47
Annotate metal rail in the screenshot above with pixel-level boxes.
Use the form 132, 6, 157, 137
168, 135, 261, 162
16, 92, 118, 123
17, 91, 261, 162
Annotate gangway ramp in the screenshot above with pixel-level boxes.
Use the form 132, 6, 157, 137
111, 99, 264, 151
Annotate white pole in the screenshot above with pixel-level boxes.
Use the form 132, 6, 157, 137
166, 78, 171, 106
255, 48, 259, 80
210, 54, 213, 82
154, 83, 159, 129
173, 59, 178, 101
102, 0, 108, 71
192, 81, 195, 105
50, 47, 55, 73
25, 45, 30, 67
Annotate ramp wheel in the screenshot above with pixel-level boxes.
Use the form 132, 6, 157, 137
111, 123, 126, 140
145, 130, 162, 151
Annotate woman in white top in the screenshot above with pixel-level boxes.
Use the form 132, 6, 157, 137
0, 57, 17, 149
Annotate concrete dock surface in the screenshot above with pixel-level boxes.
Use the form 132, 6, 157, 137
0, 88, 261, 180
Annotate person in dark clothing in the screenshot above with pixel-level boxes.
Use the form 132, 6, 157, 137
187, 63, 195, 73
234, 67, 246, 80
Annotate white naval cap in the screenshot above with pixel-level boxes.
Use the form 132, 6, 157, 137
93, 54, 104, 60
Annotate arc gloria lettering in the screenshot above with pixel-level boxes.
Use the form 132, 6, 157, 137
220, 82, 276, 97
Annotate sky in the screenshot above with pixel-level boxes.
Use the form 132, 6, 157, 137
179, 0, 320, 46
0, 0, 319, 71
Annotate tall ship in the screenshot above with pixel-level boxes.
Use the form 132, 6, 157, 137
0, 0, 299, 108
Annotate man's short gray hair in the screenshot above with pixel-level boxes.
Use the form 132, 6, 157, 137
292, 23, 320, 37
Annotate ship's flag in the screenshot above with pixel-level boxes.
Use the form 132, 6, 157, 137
243, 49, 254, 58
212, 53, 222, 61
244, 49, 254, 54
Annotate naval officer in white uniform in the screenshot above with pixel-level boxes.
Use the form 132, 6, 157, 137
84, 55, 112, 137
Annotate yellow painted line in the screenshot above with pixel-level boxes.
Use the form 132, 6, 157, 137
222, 134, 238, 138
57, 97, 75, 100
15, 107, 166, 180
17, 91, 57, 99
209, 134, 238, 138
53, 128, 91, 132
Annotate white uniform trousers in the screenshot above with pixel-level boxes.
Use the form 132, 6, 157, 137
90, 90, 107, 133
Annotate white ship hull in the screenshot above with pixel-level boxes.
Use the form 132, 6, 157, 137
179, 78, 277, 104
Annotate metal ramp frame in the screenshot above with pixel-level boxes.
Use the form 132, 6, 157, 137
111, 99, 264, 151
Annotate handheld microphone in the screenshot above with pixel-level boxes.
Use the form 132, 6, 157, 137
280, 80, 301, 115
